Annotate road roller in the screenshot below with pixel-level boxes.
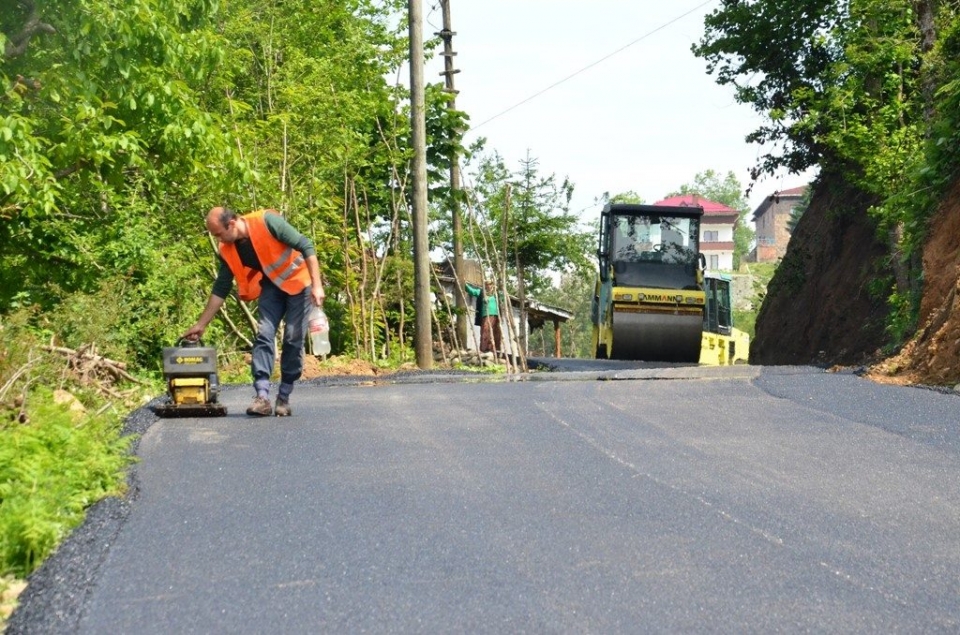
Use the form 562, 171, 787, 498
591, 203, 708, 362
591, 203, 749, 363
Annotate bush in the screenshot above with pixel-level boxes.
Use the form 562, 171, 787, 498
0, 305, 146, 579
0, 388, 132, 577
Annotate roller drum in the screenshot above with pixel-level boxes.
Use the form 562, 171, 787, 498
610, 309, 702, 362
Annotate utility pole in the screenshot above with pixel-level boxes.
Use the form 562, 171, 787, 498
409, 0, 433, 369
437, 0, 467, 348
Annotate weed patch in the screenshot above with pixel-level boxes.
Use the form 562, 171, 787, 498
0, 388, 133, 577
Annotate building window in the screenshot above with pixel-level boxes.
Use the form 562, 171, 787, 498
703, 230, 719, 242
709, 255, 719, 269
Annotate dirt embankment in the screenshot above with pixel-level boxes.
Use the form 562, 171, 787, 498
752, 169, 960, 388
868, 177, 960, 386
750, 174, 893, 366
301, 355, 385, 378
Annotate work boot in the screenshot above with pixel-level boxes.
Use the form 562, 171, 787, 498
274, 397, 292, 417
246, 396, 273, 417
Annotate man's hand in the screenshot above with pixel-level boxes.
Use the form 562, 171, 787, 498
306, 255, 324, 306
182, 324, 205, 341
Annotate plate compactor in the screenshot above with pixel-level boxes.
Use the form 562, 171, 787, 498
152, 339, 227, 418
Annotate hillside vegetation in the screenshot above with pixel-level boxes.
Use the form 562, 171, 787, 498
694, 0, 960, 371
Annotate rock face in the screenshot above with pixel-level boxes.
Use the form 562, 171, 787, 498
750, 173, 894, 365
872, 177, 960, 385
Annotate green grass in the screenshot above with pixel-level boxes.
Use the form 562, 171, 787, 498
733, 309, 758, 340
0, 388, 133, 577
744, 262, 779, 283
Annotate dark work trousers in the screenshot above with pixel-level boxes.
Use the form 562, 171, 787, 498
251, 279, 311, 397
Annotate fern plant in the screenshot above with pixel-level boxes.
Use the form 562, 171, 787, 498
0, 388, 132, 577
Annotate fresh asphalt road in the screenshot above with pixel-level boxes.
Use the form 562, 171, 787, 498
9, 364, 960, 633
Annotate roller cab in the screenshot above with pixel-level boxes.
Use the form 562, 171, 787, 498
700, 273, 750, 365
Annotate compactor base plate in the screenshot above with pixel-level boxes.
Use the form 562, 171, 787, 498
152, 403, 228, 418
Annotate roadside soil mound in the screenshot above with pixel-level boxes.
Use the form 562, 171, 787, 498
867, 177, 960, 387
750, 174, 892, 366
301, 355, 384, 378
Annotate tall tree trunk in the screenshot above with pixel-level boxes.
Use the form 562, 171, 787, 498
350, 181, 373, 359
915, 0, 937, 126
342, 175, 362, 356
900, 0, 938, 299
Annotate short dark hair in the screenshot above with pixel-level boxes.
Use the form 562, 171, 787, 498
218, 207, 237, 228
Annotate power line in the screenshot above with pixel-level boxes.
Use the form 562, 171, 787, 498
470, 0, 717, 132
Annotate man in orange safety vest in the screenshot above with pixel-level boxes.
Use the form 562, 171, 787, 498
183, 207, 325, 417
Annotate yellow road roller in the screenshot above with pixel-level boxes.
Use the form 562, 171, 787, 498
591, 203, 748, 364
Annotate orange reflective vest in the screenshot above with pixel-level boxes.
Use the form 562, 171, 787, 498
219, 210, 312, 301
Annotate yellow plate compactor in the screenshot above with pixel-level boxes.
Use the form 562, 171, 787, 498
152, 339, 227, 417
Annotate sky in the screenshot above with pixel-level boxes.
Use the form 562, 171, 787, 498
421, 0, 816, 222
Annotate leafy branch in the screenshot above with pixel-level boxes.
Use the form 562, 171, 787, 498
2, 0, 55, 59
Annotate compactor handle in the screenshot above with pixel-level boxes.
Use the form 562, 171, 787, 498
177, 336, 205, 348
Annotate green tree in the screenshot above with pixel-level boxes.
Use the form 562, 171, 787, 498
693, 0, 953, 337
693, 0, 849, 177
208, 0, 395, 357
463, 150, 593, 353
535, 267, 595, 359
209, 0, 472, 361
597, 190, 644, 205
1, 0, 239, 366
786, 187, 812, 234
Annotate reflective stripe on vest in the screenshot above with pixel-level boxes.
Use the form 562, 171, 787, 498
263, 246, 305, 284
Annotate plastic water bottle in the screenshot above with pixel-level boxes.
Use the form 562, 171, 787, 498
308, 305, 331, 356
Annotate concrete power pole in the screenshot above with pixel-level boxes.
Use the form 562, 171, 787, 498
409, 0, 433, 369
438, 0, 468, 348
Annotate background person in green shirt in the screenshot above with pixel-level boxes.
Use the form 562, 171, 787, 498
465, 280, 502, 355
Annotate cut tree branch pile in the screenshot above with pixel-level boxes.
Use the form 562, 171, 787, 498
43, 343, 144, 388
0, 343, 145, 421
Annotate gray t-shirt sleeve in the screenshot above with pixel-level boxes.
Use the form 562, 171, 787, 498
264, 212, 316, 258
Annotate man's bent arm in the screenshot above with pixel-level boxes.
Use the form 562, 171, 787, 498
183, 294, 227, 340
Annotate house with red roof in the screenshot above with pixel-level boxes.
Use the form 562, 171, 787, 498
750, 185, 808, 262
653, 194, 739, 271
